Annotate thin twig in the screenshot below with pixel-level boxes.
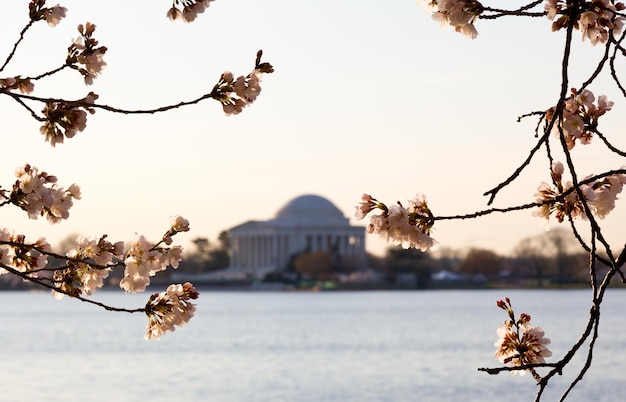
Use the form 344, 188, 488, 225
0, 20, 35, 73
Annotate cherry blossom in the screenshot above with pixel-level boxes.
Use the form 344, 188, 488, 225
120, 234, 185, 293
167, 0, 214, 23
216, 67, 273, 116
164, 215, 190, 245
144, 282, 199, 340
533, 161, 626, 224
171, 216, 190, 233
355, 194, 437, 251
0, 232, 51, 275
0, 77, 34, 94
28, 1, 67, 27
494, 298, 552, 376
355, 193, 378, 220
418, 0, 483, 39
587, 170, 626, 218
546, 0, 626, 45
67, 23, 107, 85
10, 164, 81, 223
43, 4, 67, 26
545, 88, 613, 150
39, 92, 98, 146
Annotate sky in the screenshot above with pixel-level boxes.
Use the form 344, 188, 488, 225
1, 0, 626, 258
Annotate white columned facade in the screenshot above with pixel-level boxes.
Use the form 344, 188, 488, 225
228, 195, 367, 278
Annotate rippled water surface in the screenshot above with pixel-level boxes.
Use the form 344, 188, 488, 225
2, 289, 626, 401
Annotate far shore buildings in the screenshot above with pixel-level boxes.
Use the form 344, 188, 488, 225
226, 194, 367, 279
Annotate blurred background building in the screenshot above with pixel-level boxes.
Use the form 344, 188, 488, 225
228, 194, 366, 279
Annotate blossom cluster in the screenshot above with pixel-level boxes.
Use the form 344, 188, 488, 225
0, 225, 194, 340
215, 68, 269, 116
66, 23, 108, 85
0, 211, 193, 339
144, 282, 199, 340
546, 0, 625, 45
545, 88, 614, 150
120, 235, 184, 293
7, 164, 81, 223
494, 298, 552, 376
418, 0, 484, 39
0, 76, 34, 94
52, 222, 187, 299
40, 92, 98, 146
355, 193, 437, 251
119, 216, 190, 293
1, 163, 191, 300
52, 235, 125, 300
28, 0, 67, 27
533, 161, 626, 224
167, 0, 214, 23
0, 229, 50, 276
164, 215, 190, 245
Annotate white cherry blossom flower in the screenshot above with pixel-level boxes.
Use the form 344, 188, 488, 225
44, 4, 67, 27
120, 235, 184, 293
357, 194, 436, 251
11, 164, 80, 223
80, 266, 112, 296
171, 216, 190, 232
494, 299, 552, 375
421, 0, 483, 38
144, 282, 199, 340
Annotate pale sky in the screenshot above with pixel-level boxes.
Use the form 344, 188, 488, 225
1, 0, 625, 257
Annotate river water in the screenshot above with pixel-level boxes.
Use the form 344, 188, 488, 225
1, 289, 625, 401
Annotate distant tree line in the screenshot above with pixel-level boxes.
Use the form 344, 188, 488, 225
370, 228, 608, 288
176, 231, 231, 274
255, 228, 612, 289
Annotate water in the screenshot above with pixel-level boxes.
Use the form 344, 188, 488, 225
1, 289, 625, 401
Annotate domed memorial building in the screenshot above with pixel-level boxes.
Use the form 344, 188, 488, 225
228, 194, 366, 278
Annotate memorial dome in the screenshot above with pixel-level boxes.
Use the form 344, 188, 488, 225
274, 194, 348, 225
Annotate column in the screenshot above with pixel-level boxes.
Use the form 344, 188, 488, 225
253, 236, 259, 268
273, 234, 279, 269
245, 236, 252, 268
231, 237, 239, 268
